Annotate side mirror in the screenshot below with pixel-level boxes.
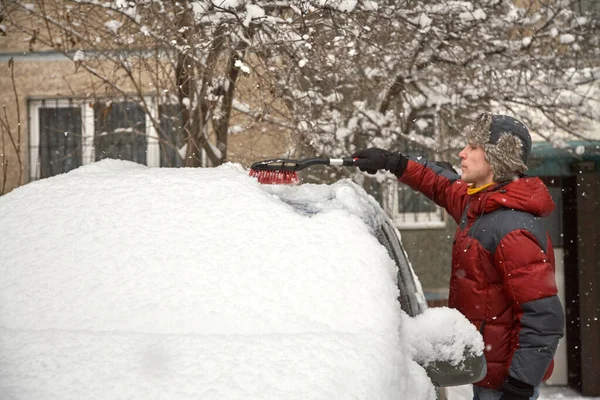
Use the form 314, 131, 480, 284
405, 307, 486, 387
425, 351, 486, 387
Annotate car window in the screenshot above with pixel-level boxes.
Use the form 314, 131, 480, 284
383, 222, 426, 316
375, 223, 422, 317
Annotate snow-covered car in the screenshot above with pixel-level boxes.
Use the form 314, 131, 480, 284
0, 160, 485, 400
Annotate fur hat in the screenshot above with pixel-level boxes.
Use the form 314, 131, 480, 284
463, 113, 531, 182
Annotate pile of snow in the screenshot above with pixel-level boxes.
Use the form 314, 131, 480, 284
0, 160, 482, 399
404, 308, 484, 368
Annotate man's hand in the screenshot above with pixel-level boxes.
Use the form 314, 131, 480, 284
352, 147, 408, 177
500, 376, 535, 400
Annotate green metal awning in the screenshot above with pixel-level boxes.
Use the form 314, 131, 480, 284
528, 141, 600, 177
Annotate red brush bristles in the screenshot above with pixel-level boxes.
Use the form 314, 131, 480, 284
249, 169, 299, 185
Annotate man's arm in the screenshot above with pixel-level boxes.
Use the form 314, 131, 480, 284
399, 156, 468, 223
352, 148, 468, 223
495, 230, 565, 399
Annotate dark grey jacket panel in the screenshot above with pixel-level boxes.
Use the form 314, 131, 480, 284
468, 208, 549, 254
509, 295, 565, 386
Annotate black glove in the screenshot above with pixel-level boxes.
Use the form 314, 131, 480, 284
500, 376, 535, 400
352, 148, 408, 177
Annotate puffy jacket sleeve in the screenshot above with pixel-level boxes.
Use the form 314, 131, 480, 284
398, 156, 468, 224
495, 229, 565, 387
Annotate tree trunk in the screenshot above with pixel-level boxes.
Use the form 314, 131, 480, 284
213, 31, 253, 164
174, 1, 202, 167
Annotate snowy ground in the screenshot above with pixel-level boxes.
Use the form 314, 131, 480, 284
448, 384, 600, 400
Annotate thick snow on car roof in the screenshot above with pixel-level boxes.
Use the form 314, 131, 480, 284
0, 160, 482, 400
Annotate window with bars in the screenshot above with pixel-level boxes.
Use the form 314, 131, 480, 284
29, 99, 186, 180
37, 106, 82, 179
391, 114, 445, 229
94, 101, 147, 164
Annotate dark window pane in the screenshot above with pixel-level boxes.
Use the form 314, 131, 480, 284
39, 107, 82, 178
94, 102, 147, 164
158, 104, 184, 167
398, 186, 438, 215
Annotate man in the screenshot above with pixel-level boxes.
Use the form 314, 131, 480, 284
353, 113, 564, 400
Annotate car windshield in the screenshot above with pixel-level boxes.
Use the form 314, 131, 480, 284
0, 160, 483, 399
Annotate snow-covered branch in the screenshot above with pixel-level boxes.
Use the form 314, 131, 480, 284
1, 0, 597, 171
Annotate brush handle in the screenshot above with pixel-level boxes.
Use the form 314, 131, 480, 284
329, 157, 356, 167
296, 157, 356, 169
250, 157, 356, 171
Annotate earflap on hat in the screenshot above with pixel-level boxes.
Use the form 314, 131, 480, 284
489, 115, 532, 165
483, 133, 528, 181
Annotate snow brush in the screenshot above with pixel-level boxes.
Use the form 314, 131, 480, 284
249, 157, 357, 184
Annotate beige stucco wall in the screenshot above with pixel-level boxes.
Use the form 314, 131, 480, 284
0, 59, 89, 194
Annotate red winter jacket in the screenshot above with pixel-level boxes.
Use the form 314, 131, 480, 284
399, 157, 564, 390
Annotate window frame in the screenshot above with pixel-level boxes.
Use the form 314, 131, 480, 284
387, 180, 447, 229
33, 102, 84, 178
28, 97, 162, 181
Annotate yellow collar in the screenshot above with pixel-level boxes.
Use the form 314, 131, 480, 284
467, 182, 496, 195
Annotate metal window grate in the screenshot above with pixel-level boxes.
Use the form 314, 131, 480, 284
37, 102, 82, 178
93, 101, 147, 164
396, 187, 438, 219
158, 104, 185, 167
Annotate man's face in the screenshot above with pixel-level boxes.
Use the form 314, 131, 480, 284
458, 144, 494, 186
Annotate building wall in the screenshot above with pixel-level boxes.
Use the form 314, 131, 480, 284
399, 219, 456, 293
0, 59, 86, 193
